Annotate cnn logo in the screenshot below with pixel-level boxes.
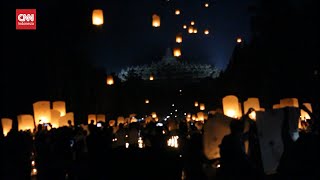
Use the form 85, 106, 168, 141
16, 9, 36, 30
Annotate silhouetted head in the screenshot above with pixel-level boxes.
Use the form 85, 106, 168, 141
229, 120, 244, 135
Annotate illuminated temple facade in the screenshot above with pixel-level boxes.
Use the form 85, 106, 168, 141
117, 48, 220, 81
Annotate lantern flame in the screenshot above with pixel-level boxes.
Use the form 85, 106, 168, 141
92, 9, 104, 25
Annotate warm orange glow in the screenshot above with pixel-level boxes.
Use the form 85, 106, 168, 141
175, 9, 180, 15
52, 101, 66, 117
204, 29, 209, 35
92, 9, 104, 25
50, 110, 60, 128
149, 74, 154, 80
300, 103, 312, 120
273, 104, 281, 109
205, 3, 209, 7
33, 101, 51, 126
106, 75, 114, 85
173, 48, 181, 57
200, 103, 205, 110
193, 29, 198, 33
152, 14, 160, 27
243, 97, 260, 120
176, 34, 182, 43
188, 26, 194, 33
194, 101, 199, 107
223, 95, 241, 118
109, 120, 116, 127
151, 112, 157, 118
88, 114, 97, 124
236, 37, 242, 43
97, 114, 106, 123
1, 118, 12, 136
183, 25, 187, 29
191, 21, 195, 25
59, 112, 74, 127
17, 114, 35, 131
280, 98, 299, 108
145, 99, 150, 104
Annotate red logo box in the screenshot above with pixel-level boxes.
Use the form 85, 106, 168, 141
16, 9, 36, 30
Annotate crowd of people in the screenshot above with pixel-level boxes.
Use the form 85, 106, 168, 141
0, 107, 319, 180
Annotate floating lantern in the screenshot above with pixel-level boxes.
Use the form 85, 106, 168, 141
151, 112, 157, 118
173, 48, 181, 57
205, 3, 209, 7
50, 110, 60, 128
188, 26, 194, 34
92, 9, 104, 25
145, 99, 150, 104
52, 101, 66, 117
152, 14, 160, 27
17, 115, 35, 131
200, 103, 205, 110
149, 74, 154, 80
194, 101, 199, 107
117, 116, 125, 125
204, 29, 209, 35
109, 120, 116, 127
33, 101, 51, 126
97, 114, 106, 123
88, 114, 97, 124
176, 34, 182, 43
175, 9, 180, 15
106, 75, 114, 85
222, 95, 241, 118
243, 98, 260, 120
193, 29, 198, 33
1, 118, 12, 136
59, 112, 74, 127
183, 25, 187, 29
280, 98, 299, 108
236, 37, 242, 43
190, 21, 195, 25
197, 112, 205, 121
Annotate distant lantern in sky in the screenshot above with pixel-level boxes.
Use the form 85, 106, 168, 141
33, 101, 51, 126
92, 9, 104, 25
205, 3, 209, 8
222, 95, 241, 118
173, 48, 181, 57
193, 28, 198, 33
175, 9, 180, 15
106, 75, 114, 85
17, 114, 35, 131
194, 101, 199, 107
200, 103, 205, 111
188, 26, 194, 34
204, 29, 209, 35
1, 118, 12, 136
236, 37, 242, 43
149, 74, 154, 80
145, 99, 150, 104
190, 21, 195, 25
152, 14, 160, 27
52, 101, 66, 117
88, 114, 97, 124
183, 25, 187, 29
176, 34, 182, 43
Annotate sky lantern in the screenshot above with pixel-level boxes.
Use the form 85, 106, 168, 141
200, 103, 205, 110
106, 75, 114, 85
33, 101, 51, 126
97, 114, 106, 123
236, 37, 242, 43
50, 110, 60, 128
52, 101, 66, 117
117, 116, 125, 125
151, 112, 157, 118
205, 3, 209, 8
222, 95, 241, 118
173, 48, 181, 57
183, 25, 187, 29
145, 99, 150, 104
109, 120, 116, 127
188, 26, 194, 34
17, 114, 35, 132
280, 98, 299, 108
175, 9, 180, 15
176, 34, 182, 43
204, 29, 209, 35
1, 118, 12, 136
88, 114, 97, 124
197, 112, 205, 121
59, 112, 74, 127
92, 9, 104, 25
191, 21, 195, 25
193, 28, 198, 33
149, 74, 154, 80
194, 101, 199, 107
243, 98, 260, 120
152, 14, 160, 27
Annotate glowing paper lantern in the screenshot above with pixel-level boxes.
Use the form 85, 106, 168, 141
183, 25, 187, 29
205, 3, 209, 7
236, 37, 242, 43
173, 48, 181, 57
106, 75, 114, 85
145, 99, 150, 104
188, 26, 194, 34
33, 101, 51, 126
97, 114, 106, 123
50, 110, 60, 128
197, 112, 205, 121
17, 114, 35, 131
190, 21, 195, 25
300, 103, 312, 120
273, 104, 281, 109
280, 98, 299, 108
117, 116, 125, 125
52, 101, 66, 117
200, 103, 205, 111
1, 118, 12, 136
151, 112, 157, 118
149, 74, 154, 80
193, 29, 198, 33
92, 9, 104, 25
152, 14, 160, 27
88, 114, 97, 124
222, 95, 241, 118
109, 120, 116, 127
243, 97, 260, 114
175, 9, 180, 15
194, 101, 199, 107
59, 112, 74, 127
176, 34, 182, 43
204, 29, 209, 35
